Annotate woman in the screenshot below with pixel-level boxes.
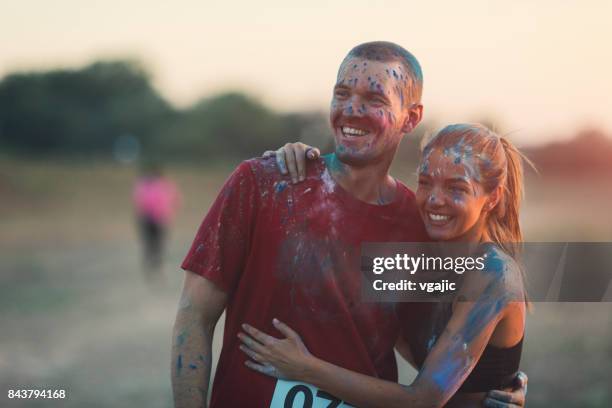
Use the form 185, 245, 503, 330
239, 124, 529, 407
133, 162, 180, 280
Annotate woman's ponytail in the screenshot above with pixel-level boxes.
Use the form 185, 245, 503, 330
487, 137, 527, 258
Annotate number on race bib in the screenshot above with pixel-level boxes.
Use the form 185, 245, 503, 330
315, 390, 342, 408
270, 380, 354, 408
284, 384, 313, 407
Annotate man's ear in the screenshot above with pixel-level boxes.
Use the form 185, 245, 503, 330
401, 103, 423, 134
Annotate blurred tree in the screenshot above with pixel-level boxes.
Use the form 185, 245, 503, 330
0, 60, 174, 156
155, 92, 329, 161
278, 111, 333, 153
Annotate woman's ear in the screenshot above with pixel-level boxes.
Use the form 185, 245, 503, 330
485, 185, 504, 213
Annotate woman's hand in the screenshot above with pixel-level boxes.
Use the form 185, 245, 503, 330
238, 318, 315, 381
262, 142, 320, 184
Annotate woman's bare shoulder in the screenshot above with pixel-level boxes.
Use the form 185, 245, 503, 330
460, 244, 525, 304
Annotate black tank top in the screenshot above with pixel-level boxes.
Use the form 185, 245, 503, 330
398, 302, 523, 393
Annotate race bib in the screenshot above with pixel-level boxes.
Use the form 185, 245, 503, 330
270, 380, 355, 408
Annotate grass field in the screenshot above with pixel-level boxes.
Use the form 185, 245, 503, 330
1, 158, 611, 407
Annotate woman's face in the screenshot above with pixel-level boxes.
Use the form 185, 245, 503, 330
416, 146, 492, 242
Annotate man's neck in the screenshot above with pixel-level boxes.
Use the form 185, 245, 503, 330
324, 154, 397, 205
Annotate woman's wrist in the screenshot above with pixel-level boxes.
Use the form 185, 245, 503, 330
300, 354, 324, 385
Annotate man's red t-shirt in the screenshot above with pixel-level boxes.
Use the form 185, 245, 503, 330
182, 156, 428, 407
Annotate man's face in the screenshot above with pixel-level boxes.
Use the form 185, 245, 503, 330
330, 57, 417, 167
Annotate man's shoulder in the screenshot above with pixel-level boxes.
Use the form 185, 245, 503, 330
390, 179, 428, 239
393, 179, 420, 213
233, 157, 308, 197
395, 179, 416, 201
240, 156, 287, 180
227, 157, 281, 183
240, 156, 327, 184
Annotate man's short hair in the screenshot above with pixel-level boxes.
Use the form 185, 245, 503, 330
341, 41, 423, 105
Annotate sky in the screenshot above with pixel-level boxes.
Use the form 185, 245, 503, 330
1, 0, 611, 145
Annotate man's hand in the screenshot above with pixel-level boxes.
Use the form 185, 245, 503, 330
262, 142, 320, 184
483, 371, 528, 407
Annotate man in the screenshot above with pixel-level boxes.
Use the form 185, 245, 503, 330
172, 41, 526, 407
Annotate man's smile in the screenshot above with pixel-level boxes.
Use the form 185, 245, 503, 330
341, 126, 370, 137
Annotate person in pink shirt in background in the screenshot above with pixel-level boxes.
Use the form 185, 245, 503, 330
133, 163, 180, 280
